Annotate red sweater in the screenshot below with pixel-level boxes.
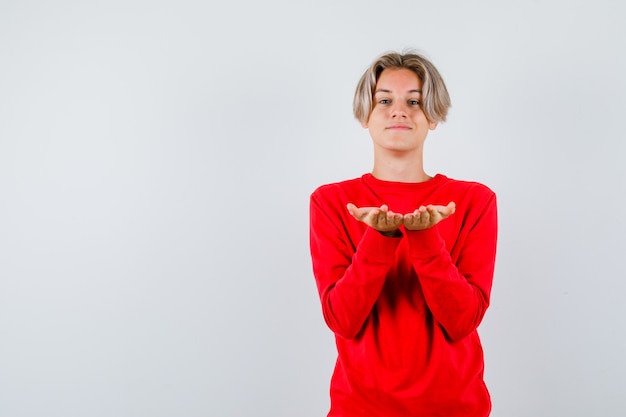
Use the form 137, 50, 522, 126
309, 173, 498, 417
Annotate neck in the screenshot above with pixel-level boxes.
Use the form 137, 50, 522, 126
371, 149, 431, 183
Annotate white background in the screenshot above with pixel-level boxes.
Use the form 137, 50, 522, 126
1, 1, 625, 416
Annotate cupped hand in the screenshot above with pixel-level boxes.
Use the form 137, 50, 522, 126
346, 203, 403, 233
403, 202, 456, 231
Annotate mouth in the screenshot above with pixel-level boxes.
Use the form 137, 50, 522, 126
387, 125, 411, 130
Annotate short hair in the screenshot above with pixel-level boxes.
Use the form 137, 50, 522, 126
353, 50, 451, 124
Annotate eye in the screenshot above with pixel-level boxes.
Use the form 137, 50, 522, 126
408, 99, 420, 106
378, 98, 390, 104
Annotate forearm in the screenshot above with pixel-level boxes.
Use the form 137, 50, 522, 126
407, 227, 494, 341
313, 227, 400, 339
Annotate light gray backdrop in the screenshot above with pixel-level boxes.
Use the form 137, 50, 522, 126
1, 1, 625, 416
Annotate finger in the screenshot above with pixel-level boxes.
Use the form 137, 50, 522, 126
346, 203, 358, 217
347, 204, 380, 221
426, 205, 440, 217
427, 203, 453, 218
364, 208, 380, 223
347, 203, 373, 216
436, 202, 456, 218
404, 213, 418, 228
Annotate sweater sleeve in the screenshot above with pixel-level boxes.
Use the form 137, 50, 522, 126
309, 190, 401, 340
406, 191, 498, 341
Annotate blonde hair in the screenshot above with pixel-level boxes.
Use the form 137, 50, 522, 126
353, 50, 451, 124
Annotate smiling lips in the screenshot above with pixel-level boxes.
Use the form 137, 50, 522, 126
387, 124, 411, 130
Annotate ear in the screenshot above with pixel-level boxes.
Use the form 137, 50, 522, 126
428, 121, 438, 131
361, 118, 369, 129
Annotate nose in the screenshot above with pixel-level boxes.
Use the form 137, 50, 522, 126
391, 103, 408, 118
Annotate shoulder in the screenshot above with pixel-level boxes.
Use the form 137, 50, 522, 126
310, 176, 364, 200
438, 175, 496, 199
436, 175, 497, 217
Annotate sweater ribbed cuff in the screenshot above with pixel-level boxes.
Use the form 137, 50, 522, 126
406, 226, 446, 259
356, 227, 402, 264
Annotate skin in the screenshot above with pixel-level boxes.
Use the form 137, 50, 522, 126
347, 202, 456, 234
348, 68, 455, 234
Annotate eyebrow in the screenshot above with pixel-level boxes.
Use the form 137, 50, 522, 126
374, 89, 422, 94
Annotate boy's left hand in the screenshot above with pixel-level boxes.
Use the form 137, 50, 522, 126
403, 202, 456, 231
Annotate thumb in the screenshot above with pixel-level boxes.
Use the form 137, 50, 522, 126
346, 203, 358, 217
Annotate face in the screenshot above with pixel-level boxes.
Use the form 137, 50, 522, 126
363, 68, 437, 154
